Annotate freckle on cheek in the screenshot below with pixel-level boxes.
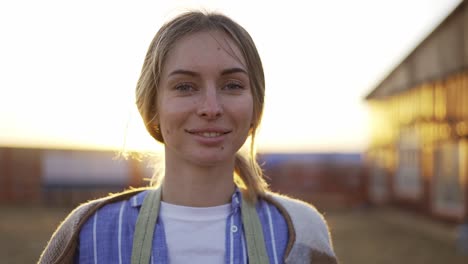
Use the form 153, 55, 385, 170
220, 146, 224, 150
166, 129, 170, 134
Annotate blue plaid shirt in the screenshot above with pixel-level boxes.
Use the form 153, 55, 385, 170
75, 190, 289, 263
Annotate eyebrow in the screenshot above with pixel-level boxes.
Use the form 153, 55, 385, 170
168, 67, 248, 77
220, 67, 248, 76
168, 69, 199, 77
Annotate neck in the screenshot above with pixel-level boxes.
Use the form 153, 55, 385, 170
161, 157, 236, 207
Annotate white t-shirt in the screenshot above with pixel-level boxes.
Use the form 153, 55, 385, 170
159, 201, 231, 264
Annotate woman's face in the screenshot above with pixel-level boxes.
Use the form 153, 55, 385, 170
157, 30, 253, 166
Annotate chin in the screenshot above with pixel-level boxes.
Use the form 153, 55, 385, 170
189, 151, 235, 167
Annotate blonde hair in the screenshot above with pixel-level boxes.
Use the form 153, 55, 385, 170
135, 11, 268, 201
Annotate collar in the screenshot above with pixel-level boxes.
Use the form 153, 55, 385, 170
131, 187, 243, 211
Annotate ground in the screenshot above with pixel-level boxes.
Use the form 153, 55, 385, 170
1, 205, 467, 263
327, 207, 468, 263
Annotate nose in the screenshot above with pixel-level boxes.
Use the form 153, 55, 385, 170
197, 88, 223, 119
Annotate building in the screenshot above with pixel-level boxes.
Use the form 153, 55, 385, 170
0, 147, 151, 206
0, 146, 366, 209
261, 153, 366, 211
365, 0, 468, 222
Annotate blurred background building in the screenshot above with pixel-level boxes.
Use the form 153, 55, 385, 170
365, 0, 468, 222
0, 147, 366, 210
0, 147, 149, 206
261, 153, 366, 210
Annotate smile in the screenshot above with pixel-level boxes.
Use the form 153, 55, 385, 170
196, 132, 224, 138
186, 129, 231, 138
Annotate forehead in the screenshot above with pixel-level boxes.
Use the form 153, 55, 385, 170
162, 30, 247, 74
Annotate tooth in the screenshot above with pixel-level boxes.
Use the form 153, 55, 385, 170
199, 132, 221, 137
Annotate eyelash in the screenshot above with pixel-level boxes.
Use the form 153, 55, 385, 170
174, 83, 196, 92
223, 81, 244, 90
173, 81, 245, 93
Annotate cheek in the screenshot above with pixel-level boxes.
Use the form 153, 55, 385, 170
158, 100, 192, 131
234, 100, 254, 130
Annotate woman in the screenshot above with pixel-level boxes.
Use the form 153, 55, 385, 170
39, 11, 337, 264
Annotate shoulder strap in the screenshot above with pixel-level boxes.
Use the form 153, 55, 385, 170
131, 187, 161, 264
241, 198, 270, 263
131, 187, 269, 264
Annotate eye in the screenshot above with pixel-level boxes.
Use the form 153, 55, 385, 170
223, 81, 244, 91
175, 83, 196, 92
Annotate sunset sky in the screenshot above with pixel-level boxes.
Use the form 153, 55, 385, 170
0, 0, 462, 153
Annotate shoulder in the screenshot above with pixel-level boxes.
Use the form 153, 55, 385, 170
38, 188, 147, 264
69, 188, 148, 229
267, 192, 327, 227
265, 192, 337, 262
268, 193, 330, 235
